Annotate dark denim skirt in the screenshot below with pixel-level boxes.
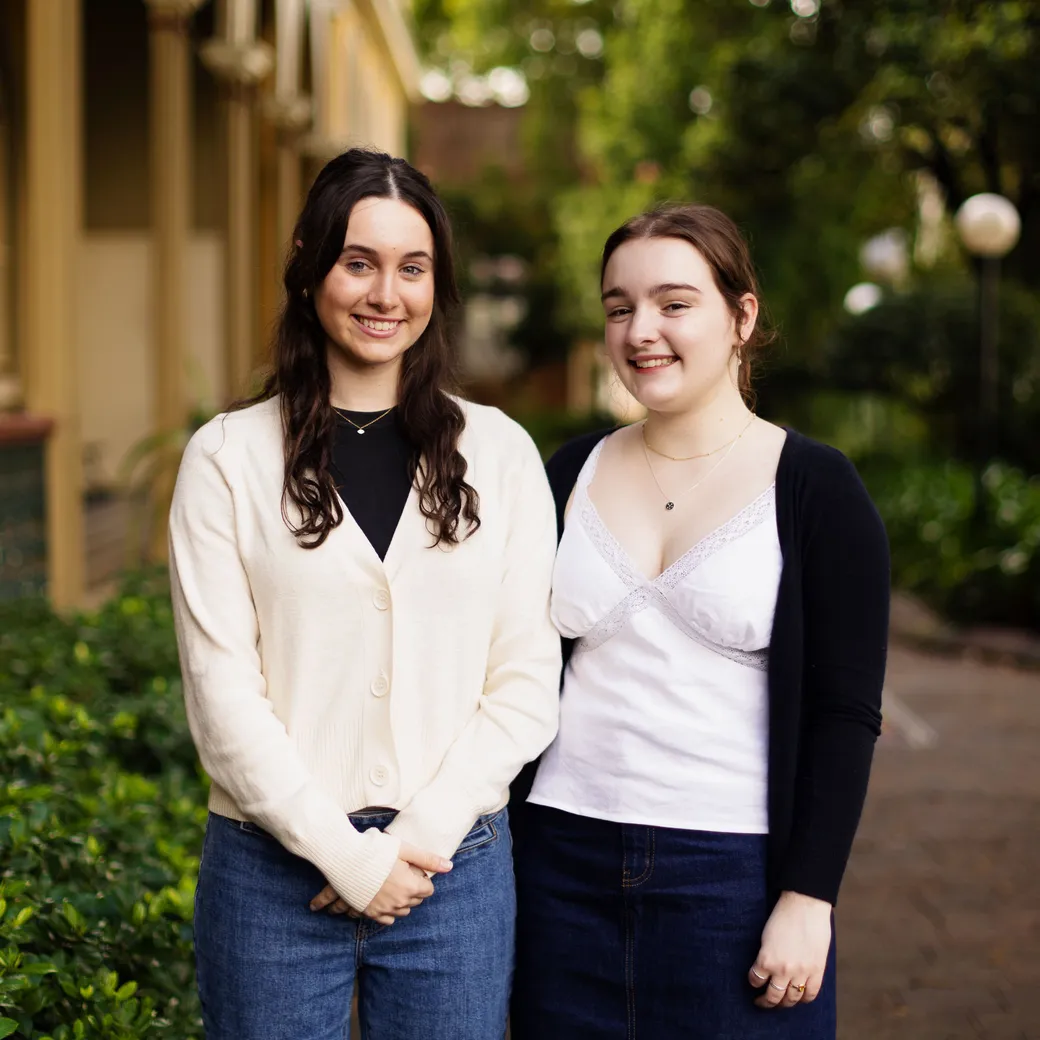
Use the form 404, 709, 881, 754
512, 804, 836, 1040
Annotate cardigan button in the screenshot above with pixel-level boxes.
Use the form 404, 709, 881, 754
370, 673, 389, 698
370, 765, 389, 786
372, 589, 391, 611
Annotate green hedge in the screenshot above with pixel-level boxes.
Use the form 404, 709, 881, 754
0, 573, 203, 1039
861, 459, 1040, 630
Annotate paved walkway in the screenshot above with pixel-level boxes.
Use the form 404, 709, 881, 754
837, 645, 1040, 1039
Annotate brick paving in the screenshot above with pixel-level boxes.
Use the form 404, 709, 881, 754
837, 645, 1040, 1040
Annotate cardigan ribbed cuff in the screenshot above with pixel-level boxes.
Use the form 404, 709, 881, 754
294, 818, 401, 914
208, 784, 401, 912
384, 786, 501, 864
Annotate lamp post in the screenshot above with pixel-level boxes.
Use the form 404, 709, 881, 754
954, 193, 1021, 472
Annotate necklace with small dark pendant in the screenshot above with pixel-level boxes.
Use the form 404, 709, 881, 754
642, 415, 756, 510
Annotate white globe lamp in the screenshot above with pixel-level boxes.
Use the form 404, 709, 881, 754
955, 193, 1021, 259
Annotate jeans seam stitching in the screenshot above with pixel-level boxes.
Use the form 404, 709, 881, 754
625, 901, 636, 1040
457, 807, 505, 856
355, 910, 366, 972
622, 827, 655, 888
455, 816, 500, 855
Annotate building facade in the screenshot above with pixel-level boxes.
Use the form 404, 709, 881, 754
0, 0, 419, 606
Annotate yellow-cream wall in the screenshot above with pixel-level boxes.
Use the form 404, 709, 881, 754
329, 4, 408, 156
77, 0, 225, 489
76, 233, 225, 487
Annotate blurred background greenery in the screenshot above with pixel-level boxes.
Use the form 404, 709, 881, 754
410, 0, 1040, 630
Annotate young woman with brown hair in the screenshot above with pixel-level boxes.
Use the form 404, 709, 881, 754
169, 149, 560, 1040
511, 204, 889, 1039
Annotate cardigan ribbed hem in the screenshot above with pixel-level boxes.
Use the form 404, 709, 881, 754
208, 784, 401, 912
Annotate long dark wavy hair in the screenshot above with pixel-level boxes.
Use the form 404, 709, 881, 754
242, 148, 478, 549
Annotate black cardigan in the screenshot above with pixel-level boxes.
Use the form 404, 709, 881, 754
510, 427, 890, 906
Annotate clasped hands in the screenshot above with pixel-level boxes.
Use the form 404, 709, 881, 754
309, 842, 453, 927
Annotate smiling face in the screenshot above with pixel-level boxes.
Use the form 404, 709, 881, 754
314, 196, 436, 380
601, 236, 757, 414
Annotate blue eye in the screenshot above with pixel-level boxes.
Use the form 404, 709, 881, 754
345, 260, 369, 273
402, 265, 425, 277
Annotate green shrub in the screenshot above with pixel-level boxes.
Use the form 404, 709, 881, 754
822, 281, 1040, 471
0, 572, 204, 1039
861, 458, 1040, 630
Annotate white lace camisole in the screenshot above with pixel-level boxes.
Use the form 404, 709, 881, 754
528, 436, 782, 833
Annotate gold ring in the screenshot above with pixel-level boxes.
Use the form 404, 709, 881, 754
794, 983, 806, 992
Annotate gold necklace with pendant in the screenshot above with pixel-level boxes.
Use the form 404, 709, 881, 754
641, 415, 756, 510
334, 406, 395, 436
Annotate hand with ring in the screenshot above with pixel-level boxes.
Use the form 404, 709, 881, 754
747, 890, 832, 1008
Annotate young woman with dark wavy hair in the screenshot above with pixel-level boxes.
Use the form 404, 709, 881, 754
510, 204, 889, 1039
169, 149, 560, 1040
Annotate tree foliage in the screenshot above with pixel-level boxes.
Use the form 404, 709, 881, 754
415, 0, 1040, 365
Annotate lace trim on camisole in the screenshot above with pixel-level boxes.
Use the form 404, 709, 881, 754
571, 439, 773, 670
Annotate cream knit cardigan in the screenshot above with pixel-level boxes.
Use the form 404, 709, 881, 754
169, 396, 561, 911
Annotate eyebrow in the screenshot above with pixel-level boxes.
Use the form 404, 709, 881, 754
601, 282, 701, 301
342, 244, 434, 263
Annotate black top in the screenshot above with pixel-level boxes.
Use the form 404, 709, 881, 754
331, 408, 415, 561
510, 426, 890, 906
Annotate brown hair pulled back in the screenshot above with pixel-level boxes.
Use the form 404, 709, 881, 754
601, 204, 776, 400
239, 148, 478, 548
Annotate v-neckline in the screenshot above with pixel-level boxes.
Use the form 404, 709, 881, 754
579, 436, 779, 587
331, 479, 421, 579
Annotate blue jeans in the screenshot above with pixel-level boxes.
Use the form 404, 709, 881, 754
512, 804, 836, 1040
194, 807, 514, 1040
